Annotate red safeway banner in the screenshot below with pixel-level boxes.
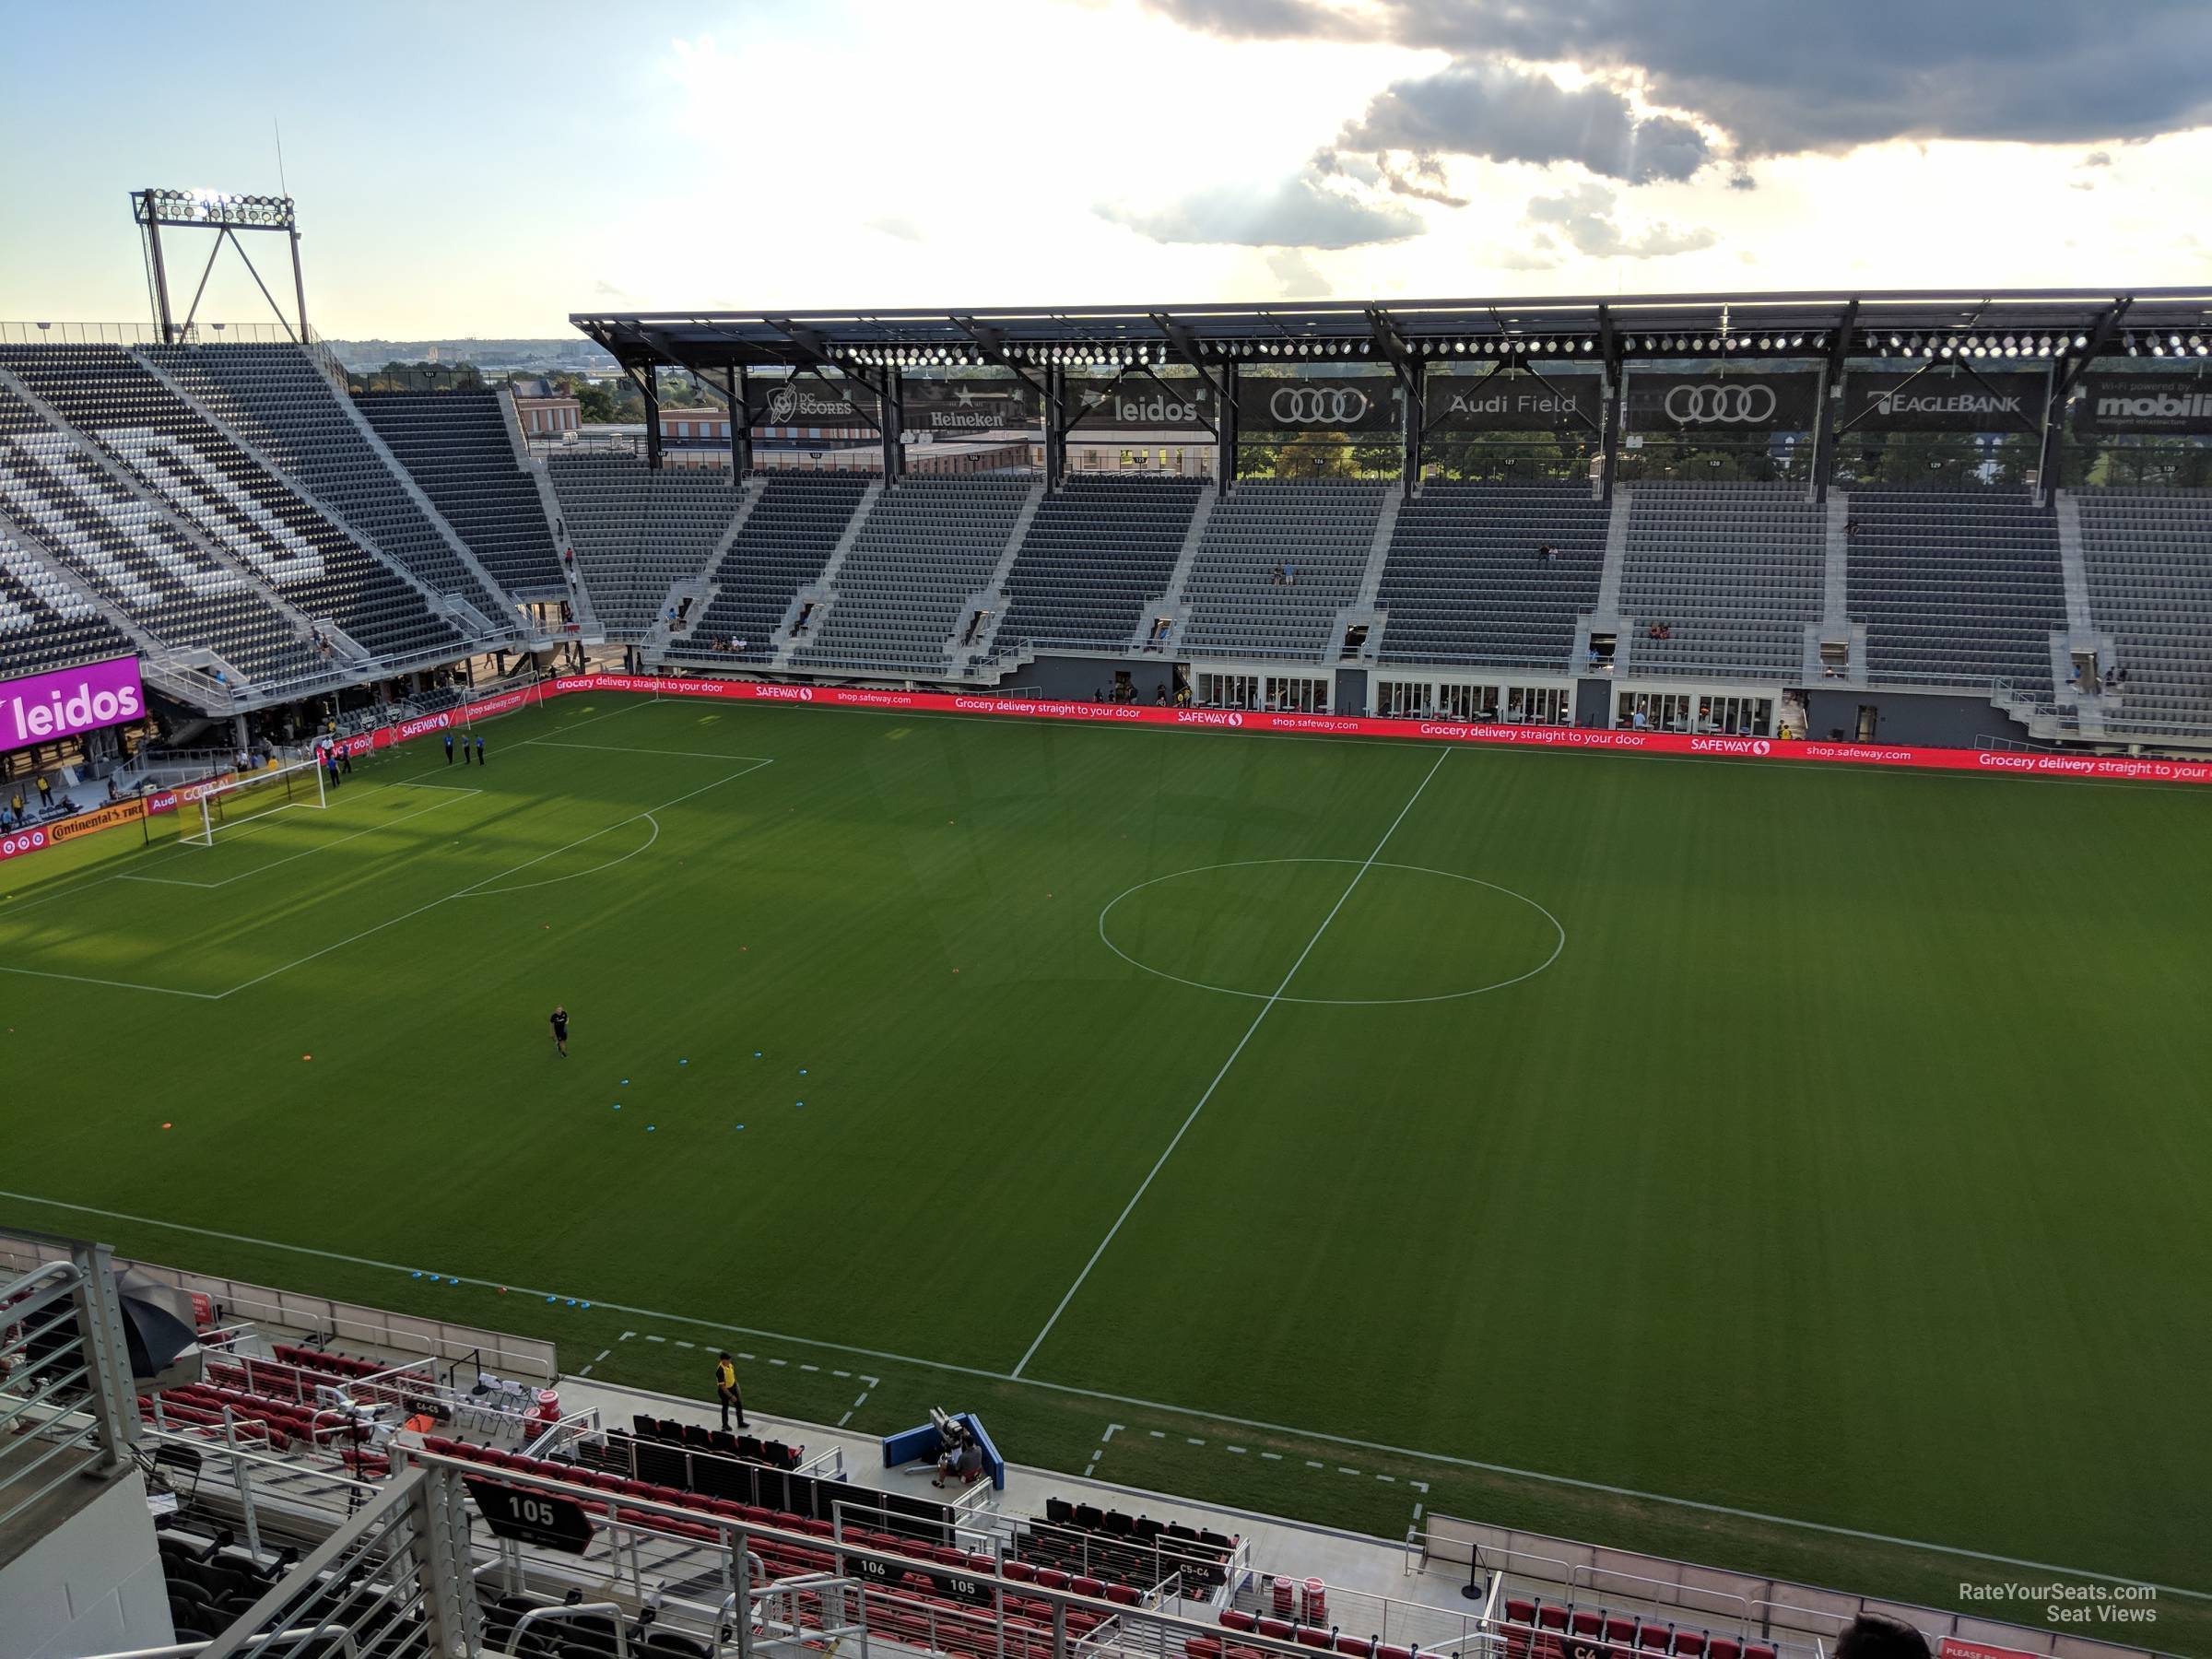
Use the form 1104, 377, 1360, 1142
7, 673, 2208, 871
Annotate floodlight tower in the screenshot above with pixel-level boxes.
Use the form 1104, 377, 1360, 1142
132, 187, 310, 345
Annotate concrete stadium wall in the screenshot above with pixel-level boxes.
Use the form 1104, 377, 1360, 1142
1800, 690, 2030, 747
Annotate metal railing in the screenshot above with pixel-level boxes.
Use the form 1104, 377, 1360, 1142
0, 1241, 138, 1536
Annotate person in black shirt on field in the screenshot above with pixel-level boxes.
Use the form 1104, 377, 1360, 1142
550, 1005, 569, 1057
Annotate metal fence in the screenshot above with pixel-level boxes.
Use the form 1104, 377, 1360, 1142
0, 1241, 140, 1537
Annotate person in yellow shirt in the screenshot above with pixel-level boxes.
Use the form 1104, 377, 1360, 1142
714, 1351, 747, 1431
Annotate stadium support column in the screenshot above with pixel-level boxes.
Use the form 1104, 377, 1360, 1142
1044, 363, 1068, 488
1218, 360, 1238, 492
2035, 297, 2128, 500
641, 363, 663, 471
1812, 300, 1856, 503
727, 368, 750, 477
881, 371, 904, 484
140, 190, 177, 345
1402, 358, 1424, 498
1599, 363, 1624, 503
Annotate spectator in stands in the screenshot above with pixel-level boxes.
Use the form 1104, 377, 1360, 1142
714, 1351, 747, 1430
1844, 517, 1861, 541
1284, 563, 1296, 586
1832, 1617, 1929, 1659
1534, 541, 1555, 564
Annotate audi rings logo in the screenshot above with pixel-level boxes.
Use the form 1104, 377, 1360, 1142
1269, 386, 1370, 426
766, 385, 799, 424
1664, 382, 1776, 426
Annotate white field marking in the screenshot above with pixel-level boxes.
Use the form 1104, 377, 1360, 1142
208, 759, 770, 999
463, 814, 659, 897
839, 1411, 854, 1428
674, 1340, 694, 1349
1148, 1431, 1165, 1440
618, 1332, 637, 1343
1010, 747, 1453, 1379
0, 774, 461, 916
593, 1350, 612, 1364
1102, 1424, 1124, 1443
0, 963, 223, 999
833, 1370, 851, 1379
1260, 1452, 1281, 1461
799, 1363, 818, 1372
768, 1357, 786, 1366
6, 1190, 2197, 1601
523, 739, 776, 762
644, 1335, 665, 1344
1227, 1445, 1247, 1455
1098, 858, 1567, 1006
117, 789, 483, 889
1412, 1503, 1423, 1524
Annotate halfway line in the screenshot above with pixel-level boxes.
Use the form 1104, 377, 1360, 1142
1009, 746, 1452, 1378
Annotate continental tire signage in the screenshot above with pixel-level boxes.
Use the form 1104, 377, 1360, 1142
1236, 375, 1398, 434
1844, 371, 2042, 431
1425, 376, 1601, 434
902, 378, 1039, 434
746, 373, 877, 429
1068, 371, 1218, 431
2076, 373, 2212, 435
1628, 372, 1818, 432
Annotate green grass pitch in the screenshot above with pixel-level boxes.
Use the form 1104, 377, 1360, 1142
3, 693, 2207, 1629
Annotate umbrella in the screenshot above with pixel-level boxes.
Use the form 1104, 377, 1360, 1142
115, 1270, 205, 1388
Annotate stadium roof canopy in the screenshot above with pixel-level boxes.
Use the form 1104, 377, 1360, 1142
573, 286, 2212, 376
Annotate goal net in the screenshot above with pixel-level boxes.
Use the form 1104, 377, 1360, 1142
177, 755, 329, 847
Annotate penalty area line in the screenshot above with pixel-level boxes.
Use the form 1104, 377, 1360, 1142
0, 1184, 2196, 1600
210, 759, 771, 999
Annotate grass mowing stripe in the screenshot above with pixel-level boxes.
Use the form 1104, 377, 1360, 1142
1011, 747, 1453, 1379
213, 758, 771, 999
4, 1180, 2197, 1603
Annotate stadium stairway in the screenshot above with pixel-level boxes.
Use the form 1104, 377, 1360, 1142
1843, 488, 2066, 694
0, 378, 328, 689
136, 345, 510, 635
789, 476, 1036, 677
356, 387, 571, 603
662, 472, 873, 670
1613, 483, 1826, 681
1374, 484, 1610, 671
1181, 481, 1388, 660
977, 476, 1206, 665
0, 348, 474, 676
2075, 487, 2212, 739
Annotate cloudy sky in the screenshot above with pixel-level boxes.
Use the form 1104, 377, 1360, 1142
4, 0, 2210, 337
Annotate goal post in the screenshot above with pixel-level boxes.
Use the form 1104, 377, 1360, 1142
177, 755, 328, 847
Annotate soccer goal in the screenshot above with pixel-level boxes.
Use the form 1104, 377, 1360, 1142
177, 755, 328, 847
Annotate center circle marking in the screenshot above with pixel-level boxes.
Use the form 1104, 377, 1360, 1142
1097, 857, 1566, 1006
